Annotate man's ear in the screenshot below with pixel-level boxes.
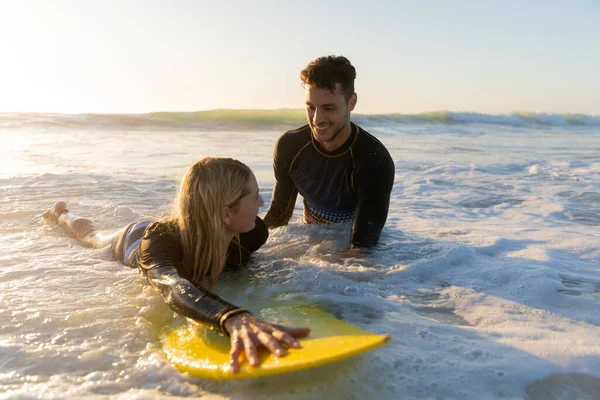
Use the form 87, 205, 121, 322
349, 92, 357, 112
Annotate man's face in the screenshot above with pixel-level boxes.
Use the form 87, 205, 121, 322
305, 83, 356, 150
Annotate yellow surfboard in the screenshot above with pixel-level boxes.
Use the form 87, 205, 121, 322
161, 305, 391, 380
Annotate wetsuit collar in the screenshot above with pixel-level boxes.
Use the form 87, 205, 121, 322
311, 122, 358, 157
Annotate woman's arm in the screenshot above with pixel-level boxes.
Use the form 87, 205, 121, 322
139, 222, 310, 373
145, 264, 247, 333
146, 264, 310, 373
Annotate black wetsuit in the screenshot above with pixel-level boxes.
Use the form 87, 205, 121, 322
120, 217, 268, 333
263, 123, 394, 248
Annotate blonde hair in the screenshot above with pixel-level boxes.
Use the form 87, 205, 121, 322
175, 157, 252, 288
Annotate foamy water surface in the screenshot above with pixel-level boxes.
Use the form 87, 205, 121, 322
1, 116, 599, 399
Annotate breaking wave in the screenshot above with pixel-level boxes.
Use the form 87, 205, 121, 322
1, 110, 599, 131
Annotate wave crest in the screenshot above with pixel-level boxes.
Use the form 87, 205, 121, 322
1, 109, 598, 130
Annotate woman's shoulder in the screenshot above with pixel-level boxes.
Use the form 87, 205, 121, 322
138, 219, 183, 269
140, 220, 182, 253
143, 219, 180, 238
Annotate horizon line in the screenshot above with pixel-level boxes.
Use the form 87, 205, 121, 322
1, 108, 598, 117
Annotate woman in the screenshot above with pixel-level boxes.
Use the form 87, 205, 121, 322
43, 157, 310, 374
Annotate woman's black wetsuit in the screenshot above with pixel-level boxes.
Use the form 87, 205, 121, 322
118, 217, 268, 333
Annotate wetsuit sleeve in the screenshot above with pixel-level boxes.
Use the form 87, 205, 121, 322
351, 147, 395, 248
138, 222, 248, 334
263, 134, 298, 228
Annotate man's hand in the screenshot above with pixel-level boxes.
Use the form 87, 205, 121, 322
223, 312, 311, 373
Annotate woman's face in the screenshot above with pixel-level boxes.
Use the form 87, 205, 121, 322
226, 174, 264, 234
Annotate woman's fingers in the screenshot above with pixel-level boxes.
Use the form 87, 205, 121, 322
272, 324, 311, 342
287, 327, 311, 337
257, 330, 286, 356
229, 335, 244, 374
240, 329, 259, 366
270, 329, 302, 349
226, 316, 312, 374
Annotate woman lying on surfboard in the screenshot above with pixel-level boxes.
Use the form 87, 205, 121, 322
43, 157, 310, 374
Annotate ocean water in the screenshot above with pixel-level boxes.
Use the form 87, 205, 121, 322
1, 111, 599, 400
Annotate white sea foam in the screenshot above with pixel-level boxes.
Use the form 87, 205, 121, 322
0, 118, 599, 399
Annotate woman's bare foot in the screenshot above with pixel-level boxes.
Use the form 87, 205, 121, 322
41, 202, 112, 248
43, 201, 69, 223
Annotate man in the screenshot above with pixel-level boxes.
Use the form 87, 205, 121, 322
263, 55, 394, 248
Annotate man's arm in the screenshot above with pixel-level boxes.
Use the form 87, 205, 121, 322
351, 147, 395, 248
263, 134, 299, 228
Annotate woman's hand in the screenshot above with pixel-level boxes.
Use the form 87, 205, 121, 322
223, 312, 311, 373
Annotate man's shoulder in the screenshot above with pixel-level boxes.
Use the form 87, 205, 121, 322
351, 125, 395, 191
274, 125, 312, 154
279, 124, 312, 142
353, 125, 393, 162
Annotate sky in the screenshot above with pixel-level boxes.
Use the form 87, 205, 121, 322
0, 0, 598, 115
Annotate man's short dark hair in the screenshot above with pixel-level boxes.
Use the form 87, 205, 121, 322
300, 55, 356, 101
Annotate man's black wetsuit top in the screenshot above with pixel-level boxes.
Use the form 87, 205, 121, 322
126, 217, 268, 334
263, 123, 394, 248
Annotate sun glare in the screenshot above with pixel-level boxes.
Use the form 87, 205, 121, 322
0, 133, 36, 178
